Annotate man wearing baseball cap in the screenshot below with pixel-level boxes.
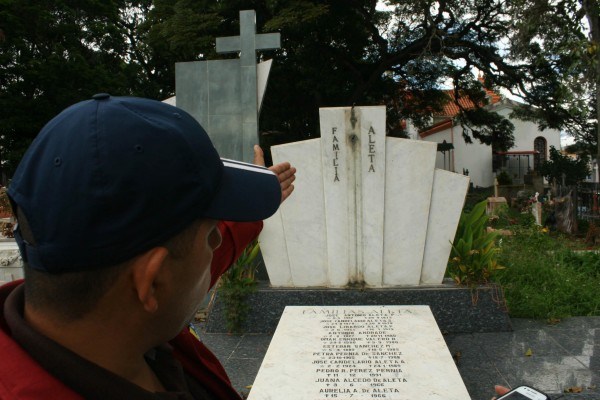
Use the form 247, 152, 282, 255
0, 94, 295, 399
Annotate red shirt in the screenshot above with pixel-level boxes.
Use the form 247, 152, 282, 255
0, 220, 262, 400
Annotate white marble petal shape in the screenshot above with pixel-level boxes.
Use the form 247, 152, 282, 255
383, 138, 437, 286
260, 139, 329, 287
420, 169, 470, 284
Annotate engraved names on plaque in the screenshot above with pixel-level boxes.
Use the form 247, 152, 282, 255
248, 306, 470, 400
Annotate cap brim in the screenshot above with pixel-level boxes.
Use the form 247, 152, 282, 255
203, 159, 282, 222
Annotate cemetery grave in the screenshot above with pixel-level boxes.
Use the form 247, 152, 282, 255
247, 306, 471, 400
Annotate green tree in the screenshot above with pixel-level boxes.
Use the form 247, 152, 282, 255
5, 0, 596, 175
143, 0, 526, 151
506, 0, 600, 159
539, 146, 591, 186
0, 0, 154, 179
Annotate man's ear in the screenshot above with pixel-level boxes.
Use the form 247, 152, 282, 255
130, 247, 169, 313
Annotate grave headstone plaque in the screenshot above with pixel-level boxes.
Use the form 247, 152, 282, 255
248, 305, 470, 400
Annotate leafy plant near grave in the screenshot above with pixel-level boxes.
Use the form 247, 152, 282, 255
447, 199, 504, 287
219, 240, 260, 333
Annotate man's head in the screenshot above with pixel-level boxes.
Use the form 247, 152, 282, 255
8, 94, 281, 327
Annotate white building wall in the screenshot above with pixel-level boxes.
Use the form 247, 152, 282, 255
496, 107, 561, 158
421, 131, 452, 170
415, 102, 560, 188
421, 126, 494, 187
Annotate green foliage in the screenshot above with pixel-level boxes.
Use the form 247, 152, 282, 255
489, 204, 538, 229
0, 0, 162, 177
457, 106, 515, 152
142, 0, 523, 154
506, 0, 599, 156
3, 0, 598, 172
577, 218, 590, 236
462, 186, 494, 213
496, 171, 513, 185
219, 240, 260, 333
495, 228, 600, 319
448, 200, 504, 286
539, 146, 591, 185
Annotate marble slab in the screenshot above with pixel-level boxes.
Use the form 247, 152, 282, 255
256, 59, 272, 112
258, 210, 292, 286
247, 305, 470, 400
420, 170, 470, 285
320, 108, 352, 286
319, 106, 386, 286
383, 139, 437, 286
0, 241, 22, 282
358, 107, 386, 287
260, 139, 329, 287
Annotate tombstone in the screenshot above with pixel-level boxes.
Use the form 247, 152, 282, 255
532, 202, 543, 225
247, 305, 471, 400
0, 241, 22, 282
531, 193, 542, 226
259, 106, 470, 287
486, 197, 508, 216
174, 10, 280, 162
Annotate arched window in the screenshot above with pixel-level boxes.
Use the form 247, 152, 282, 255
534, 137, 547, 170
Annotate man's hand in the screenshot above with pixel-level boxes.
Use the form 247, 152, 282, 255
492, 385, 510, 399
254, 145, 296, 203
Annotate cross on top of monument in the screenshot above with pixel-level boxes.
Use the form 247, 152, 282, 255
216, 10, 281, 67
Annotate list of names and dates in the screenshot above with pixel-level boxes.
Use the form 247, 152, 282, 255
247, 306, 471, 400
309, 308, 407, 399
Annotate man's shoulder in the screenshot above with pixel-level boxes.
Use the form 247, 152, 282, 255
170, 328, 243, 400
0, 281, 83, 400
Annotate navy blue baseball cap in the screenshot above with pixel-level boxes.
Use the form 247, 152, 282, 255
8, 94, 281, 273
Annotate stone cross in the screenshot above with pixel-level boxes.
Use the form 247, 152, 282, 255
215, 11, 280, 161
174, 10, 280, 162
216, 11, 281, 66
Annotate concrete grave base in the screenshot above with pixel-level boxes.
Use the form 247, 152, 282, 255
203, 280, 512, 334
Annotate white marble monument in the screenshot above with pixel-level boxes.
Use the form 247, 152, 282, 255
247, 305, 471, 400
259, 106, 469, 287
0, 241, 22, 283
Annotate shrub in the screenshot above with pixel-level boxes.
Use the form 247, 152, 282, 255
219, 240, 260, 333
539, 145, 590, 185
496, 170, 512, 185
448, 199, 504, 286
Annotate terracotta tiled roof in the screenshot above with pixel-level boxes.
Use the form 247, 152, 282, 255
438, 87, 502, 117
419, 78, 504, 138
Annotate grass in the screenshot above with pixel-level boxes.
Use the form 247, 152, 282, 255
492, 220, 600, 319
